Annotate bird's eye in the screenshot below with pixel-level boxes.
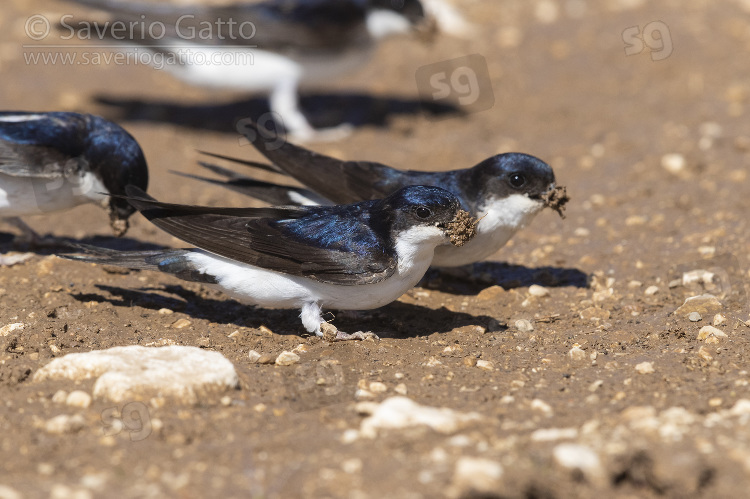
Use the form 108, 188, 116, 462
509, 173, 526, 188
415, 206, 432, 219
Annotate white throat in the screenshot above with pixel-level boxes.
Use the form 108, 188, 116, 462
431, 194, 545, 267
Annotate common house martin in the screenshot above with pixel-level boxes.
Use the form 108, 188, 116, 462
62, 185, 478, 340
181, 122, 569, 267
66, 0, 433, 141
0, 111, 149, 242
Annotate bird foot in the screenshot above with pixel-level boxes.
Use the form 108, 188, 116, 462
319, 322, 379, 342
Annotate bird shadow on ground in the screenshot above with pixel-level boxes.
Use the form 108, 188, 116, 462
424, 262, 591, 295
93, 92, 462, 134
70, 282, 499, 338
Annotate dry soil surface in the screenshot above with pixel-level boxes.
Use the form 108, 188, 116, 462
2, 0, 750, 498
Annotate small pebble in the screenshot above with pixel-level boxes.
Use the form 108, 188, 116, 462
52, 390, 68, 404
275, 351, 300, 366
171, 318, 192, 329
157, 308, 174, 315
635, 361, 655, 374
698, 346, 713, 362
257, 355, 275, 364
661, 153, 686, 174
553, 443, 603, 478
0, 322, 24, 337
44, 414, 85, 434
697, 325, 727, 343
65, 390, 92, 409
394, 383, 407, 395
450, 457, 504, 497
531, 399, 553, 416
514, 319, 534, 332
688, 312, 702, 322
713, 314, 726, 326
463, 356, 477, 367
568, 346, 587, 362
369, 382, 387, 393
528, 285, 549, 297
248, 350, 262, 362
220, 396, 232, 406
476, 360, 494, 371
644, 286, 659, 296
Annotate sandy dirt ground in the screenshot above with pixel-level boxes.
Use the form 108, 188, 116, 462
2, 0, 750, 497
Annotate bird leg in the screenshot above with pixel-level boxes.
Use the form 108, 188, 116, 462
269, 81, 352, 143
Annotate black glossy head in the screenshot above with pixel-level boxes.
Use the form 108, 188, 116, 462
85, 115, 149, 236
468, 153, 555, 204
374, 184, 460, 237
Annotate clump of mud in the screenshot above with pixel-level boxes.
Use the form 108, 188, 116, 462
445, 210, 479, 247
542, 186, 570, 218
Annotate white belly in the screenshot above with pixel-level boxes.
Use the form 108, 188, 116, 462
0, 171, 107, 217
156, 45, 302, 91
187, 248, 433, 311
185, 225, 443, 311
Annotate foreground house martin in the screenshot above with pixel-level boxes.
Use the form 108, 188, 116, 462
63, 185, 478, 340
0, 111, 149, 241
183, 123, 569, 267
66, 0, 432, 141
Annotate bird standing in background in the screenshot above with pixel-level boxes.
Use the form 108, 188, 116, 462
0, 111, 149, 244
63, 185, 477, 340
65, 0, 434, 141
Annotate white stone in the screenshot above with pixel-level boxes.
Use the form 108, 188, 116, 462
65, 390, 92, 409
683, 269, 715, 286
688, 312, 702, 322
635, 361, 655, 374
528, 285, 550, 297
0, 485, 23, 499
553, 443, 603, 477
698, 326, 727, 342
359, 397, 482, 438
644, 286, 659, 296
713, 314, 727, 326
661, 153, 686, 174
275, 351, 300, 366
530, 427, 578, 442
674, 294, 723, 315
44, 414, 85, 434
476, 360, 494, 371
247, 350, 262, 363
51, 390, 68, 404
394, 383, 408, 395
568, 346, 587, 362
514, 319, 534, 332
369, 382, 388, 393
450, 457, 503, 497
0, 323, 24, 337
531, 399, 553, 416
33, 345, 239, 404
729, 399, 750, 416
